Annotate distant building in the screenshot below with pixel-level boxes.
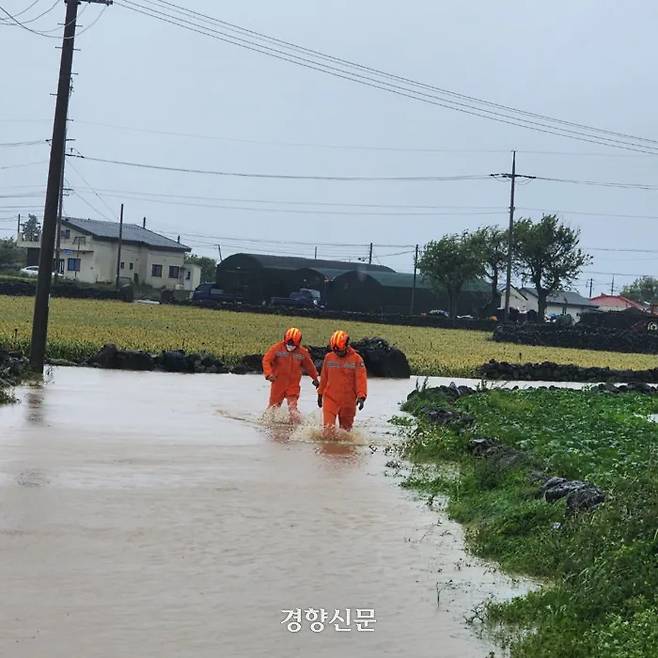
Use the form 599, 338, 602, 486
504, 286, 599, 319
216, 252, 490, 314
589, 294, 648, 313
216, 253, 394, 305
19, 217, 200, 290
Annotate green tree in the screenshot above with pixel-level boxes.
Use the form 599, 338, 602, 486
419, 231, 484, 320
514, 214, 591, 321
184, 253, 217, 283
621, 276, 658, 305
0, 238, 27, 271
21, 214, 41, 242
472, 225, 508, 310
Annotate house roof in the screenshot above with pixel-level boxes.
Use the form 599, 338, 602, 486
589, 294, 647, 311
62, 217, 189, 251
295, 266, 350, 281
336, 270, 488, 292
520, 287, 598, 307
220, 253, 394, 273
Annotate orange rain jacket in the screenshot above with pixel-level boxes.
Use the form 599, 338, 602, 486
262, 341, 319, 402
318, 347, 368, 408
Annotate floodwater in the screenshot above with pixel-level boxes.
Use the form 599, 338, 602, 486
0, 368, 531, 658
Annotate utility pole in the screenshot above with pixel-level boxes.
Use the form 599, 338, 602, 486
588, 278, 593, 298
410, 244, 419, 315
368, 242, 373, 265
314, 246, 318, 260
217, 244, 223, 262
491, 152, 535, 322
142, 216, 146, 229
30, 0, 113, 373
54, 122, 68, 281
115, 203, 124, 290
16, 213, 21, 240
611, 276, 615, 295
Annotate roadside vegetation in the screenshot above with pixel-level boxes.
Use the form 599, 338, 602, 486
400, 386, 658, 657
1, 295, 657, 375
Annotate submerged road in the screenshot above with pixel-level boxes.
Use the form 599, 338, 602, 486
0, 368, 529, 658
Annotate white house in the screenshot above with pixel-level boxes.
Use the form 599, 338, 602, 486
19, 217, 201, 291
503, 286, 599, 319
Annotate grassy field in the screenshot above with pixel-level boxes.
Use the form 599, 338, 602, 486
400, 388, 658, 657
1, 295, 657, 375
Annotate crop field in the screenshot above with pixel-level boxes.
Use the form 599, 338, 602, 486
1, 295, 657, 375
401, 387, 658, 657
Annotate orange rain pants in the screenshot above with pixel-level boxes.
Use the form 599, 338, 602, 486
262, 340, 319, 413
318, 347, 368, 431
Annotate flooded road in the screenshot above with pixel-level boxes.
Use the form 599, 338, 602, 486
0, 368, 529, 658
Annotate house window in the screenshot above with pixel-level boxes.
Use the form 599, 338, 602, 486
60, 229, 70, 239
168, 265, 180, 279
185, 270, 191, 280
67, 258, 81, 272
120, 262, 125, 270
151, 264, 162, 278
57, 259, 64, 274
129, 262, 134, 271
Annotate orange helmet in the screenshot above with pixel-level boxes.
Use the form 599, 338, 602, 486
329, 330, 350, 352
283, 327, 302, 346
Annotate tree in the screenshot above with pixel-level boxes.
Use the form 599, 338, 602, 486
513, 215, 591, 321
184, 253, 217, 283
621, 276, 658, 304
419, 231, 484, 320
21, 214, 41, 242
0, 238, 27, 271
472, 226, 508, 310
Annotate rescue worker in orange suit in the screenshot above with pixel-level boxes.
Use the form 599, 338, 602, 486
317, 330, 367, 432
262, 327, 320, 420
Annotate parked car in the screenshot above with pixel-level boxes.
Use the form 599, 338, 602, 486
191, 283, 243, 304
428, 309, 449, 318
19, 266, 57, 278
270, 288, 321, 308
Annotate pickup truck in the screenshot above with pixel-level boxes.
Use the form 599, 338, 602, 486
270, 288, 321, 309
191, 283, 243, 305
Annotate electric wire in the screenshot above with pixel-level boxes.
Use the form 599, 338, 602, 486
115, 0, 658, 154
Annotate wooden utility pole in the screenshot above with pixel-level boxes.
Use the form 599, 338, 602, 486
115, 203, 124, 289
30, 0, 113, 372
503, 151, 517, 321
16, 213, 21, 239
368, 242, 373, 265
410, 244, 419, 315
491, 152, 535, 322
588, 278, 593, 298
217, 244, 223, 262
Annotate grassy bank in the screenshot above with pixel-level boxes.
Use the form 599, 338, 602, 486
1, 295, 657, 376
400, 387, 658, 657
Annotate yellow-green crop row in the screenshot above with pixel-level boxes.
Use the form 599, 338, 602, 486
1, 295, 656, 376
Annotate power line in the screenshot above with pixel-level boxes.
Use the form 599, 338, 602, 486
69, 119, 658, 159
74, 186, 505, 211
0, 1, 44, 21
518, 207, 658, 221
66, 152, 491, 182
0, 2, 107, 39
0, 139, 47, 147
114, 0, 658, 154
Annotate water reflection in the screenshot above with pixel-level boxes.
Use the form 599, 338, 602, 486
24, 388, 45, 426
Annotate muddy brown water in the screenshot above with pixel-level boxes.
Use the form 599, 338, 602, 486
0, 368, 531, 658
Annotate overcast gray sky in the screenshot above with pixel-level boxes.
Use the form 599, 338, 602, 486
1, 0, 657, 295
